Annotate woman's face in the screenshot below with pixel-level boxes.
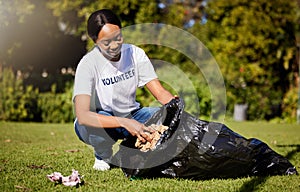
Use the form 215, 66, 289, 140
96, 24, 123, 61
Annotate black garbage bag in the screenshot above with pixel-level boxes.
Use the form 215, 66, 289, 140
112, 98, 297, 180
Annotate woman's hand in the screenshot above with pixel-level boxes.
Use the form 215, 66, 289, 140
118, 118, 154, 143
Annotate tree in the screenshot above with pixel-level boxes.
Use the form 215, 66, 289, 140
47, 0, 165, 49
0, 0, 35, 67
201, 0, 299, 120
0, 0, 86, 91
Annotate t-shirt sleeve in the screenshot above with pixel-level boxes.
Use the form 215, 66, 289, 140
134, 46, 158, 87
72, 57, 94, 102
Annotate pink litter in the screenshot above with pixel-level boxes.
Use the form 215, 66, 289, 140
47, 169, 84, 187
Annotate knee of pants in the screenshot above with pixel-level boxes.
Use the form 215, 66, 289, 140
74, 111, 113, 144
134, 107, 160, 123
89, 134, 115, 159
88, 134, 116, 148
74, 119, 89, 144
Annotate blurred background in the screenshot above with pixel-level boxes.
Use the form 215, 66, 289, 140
0, 0, 299, 123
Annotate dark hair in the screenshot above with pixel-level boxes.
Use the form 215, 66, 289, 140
87, 9, 122, 42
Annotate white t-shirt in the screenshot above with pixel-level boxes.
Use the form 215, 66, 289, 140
73, 44, 157, 117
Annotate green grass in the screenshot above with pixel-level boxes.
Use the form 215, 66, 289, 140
0, 121, 299, 192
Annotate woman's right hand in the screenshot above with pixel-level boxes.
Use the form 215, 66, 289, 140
118, 118, 154, 143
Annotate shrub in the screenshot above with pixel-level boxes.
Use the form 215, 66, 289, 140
38, 83, 74, 123
0, 68, 39, 121
282, 87, 298, 123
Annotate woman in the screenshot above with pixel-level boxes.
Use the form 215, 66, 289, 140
73, 9, 174, 171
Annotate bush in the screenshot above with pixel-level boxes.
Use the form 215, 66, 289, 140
0, 68, 40, 121
0, 67, 74, 122
38, 83, 74, 123
282, 87, 298, 123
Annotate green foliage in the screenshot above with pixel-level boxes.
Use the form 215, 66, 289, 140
0, 1, 35, 66
1, 0, 298, 122
161, 3, 186, 27
0, 0, 35, 26
0, 67, 74, 122
0, 68, 39, 121
203, 0, 299, 120
282, 87, 298, 123
38, 83, 74, 123
47, 0, 160, 50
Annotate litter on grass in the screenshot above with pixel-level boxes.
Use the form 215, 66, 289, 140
47, 169, 84, 187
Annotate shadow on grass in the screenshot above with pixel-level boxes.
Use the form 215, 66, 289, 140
236, 176, 268, 192
276, 144, 300, 160
236, 145, 299, 192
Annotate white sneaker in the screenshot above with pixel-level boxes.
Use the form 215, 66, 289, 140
93, 158, 110, 171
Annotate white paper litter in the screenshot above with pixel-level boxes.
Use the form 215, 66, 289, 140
47, 169, 83, 187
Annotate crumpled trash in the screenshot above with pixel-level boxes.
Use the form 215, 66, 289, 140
47, 169, 84, 187
135, 124, 169, 152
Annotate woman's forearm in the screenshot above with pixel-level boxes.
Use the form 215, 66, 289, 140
76, 110, 125, 128
156, 89, 175, 105
146, 79, 175, 105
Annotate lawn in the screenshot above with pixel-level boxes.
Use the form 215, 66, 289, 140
0, 121, 299, 192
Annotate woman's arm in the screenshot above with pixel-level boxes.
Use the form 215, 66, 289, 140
145, 79, 175, 105
74, 94, 153, 142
